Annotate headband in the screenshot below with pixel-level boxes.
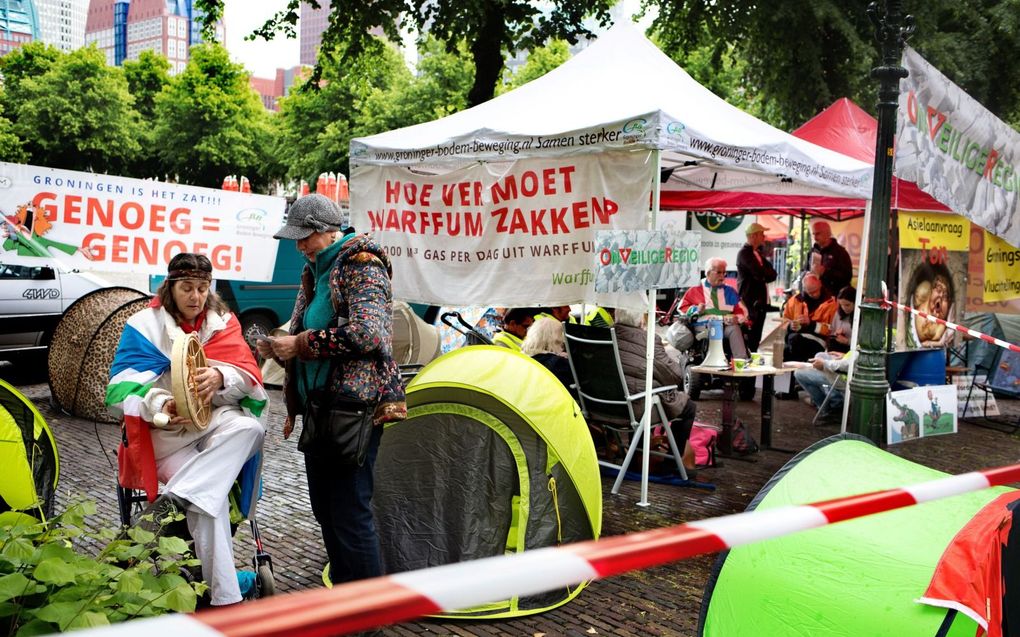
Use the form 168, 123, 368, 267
168, 269, 212, 281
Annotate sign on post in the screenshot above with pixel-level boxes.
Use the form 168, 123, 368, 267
593, 228, 700, 293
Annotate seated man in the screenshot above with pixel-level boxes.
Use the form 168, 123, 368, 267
492, 307, 537, 351
793, 351, 854, 424
535, 305, 577, 324
679, 257, 749, 360
582, 305, 614, 328
783, 273, 836, 362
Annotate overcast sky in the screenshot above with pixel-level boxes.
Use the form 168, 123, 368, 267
223, 0, 299, 78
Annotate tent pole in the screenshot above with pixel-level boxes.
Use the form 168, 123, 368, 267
638, 149, 663, 507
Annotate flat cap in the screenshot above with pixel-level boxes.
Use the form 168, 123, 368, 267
273, 194, 349, 240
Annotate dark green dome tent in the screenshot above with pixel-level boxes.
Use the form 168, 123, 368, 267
0, 380, 58, 521
374, 346, 602, 619
699, 434, 1019, 637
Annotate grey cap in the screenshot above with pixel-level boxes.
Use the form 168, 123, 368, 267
273, 194, 350, 240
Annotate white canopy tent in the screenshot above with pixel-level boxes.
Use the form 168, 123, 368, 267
350, 21, 873, 504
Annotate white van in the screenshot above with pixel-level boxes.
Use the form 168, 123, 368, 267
0, 252, 109, 362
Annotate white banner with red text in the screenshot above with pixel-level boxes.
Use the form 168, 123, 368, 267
350, 150, 654, 307
895, 46, 1020, 249
0, 162, 286, 281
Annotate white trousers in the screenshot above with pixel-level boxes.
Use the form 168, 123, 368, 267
156, 408, 265, 606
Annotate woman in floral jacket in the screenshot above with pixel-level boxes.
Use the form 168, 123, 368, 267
258, 194, 405, 585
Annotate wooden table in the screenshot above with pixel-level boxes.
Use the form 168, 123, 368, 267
689, 364, 795, 457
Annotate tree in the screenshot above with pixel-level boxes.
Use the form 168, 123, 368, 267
0, 102, 26, 163
0, 41, 62, 129
356, 37, 474, 135
645, 0, 1020, 129
14, 46, 141, 173
498, 38, 571, 94
273, 39, 407, 187
154, 44, 276, 189
123, 50, 172, 179
195, 0, 616, 106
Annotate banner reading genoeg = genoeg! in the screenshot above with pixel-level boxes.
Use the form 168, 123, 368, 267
0, 162, 286, 282
594, 228, 701, 294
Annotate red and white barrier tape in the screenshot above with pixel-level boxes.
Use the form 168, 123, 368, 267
78, 462, 1020, 637
882, 297, 1020, 354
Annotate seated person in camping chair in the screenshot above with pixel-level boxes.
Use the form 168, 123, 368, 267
613, 308, 697, 472
679, 257, 750, 360
106, 253, 268, 607
793, 351, 855, 424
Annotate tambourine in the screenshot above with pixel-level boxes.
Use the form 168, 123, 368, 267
170, 332, 211, 431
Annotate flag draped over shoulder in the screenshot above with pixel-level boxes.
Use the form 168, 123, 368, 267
106, 307, 268, 503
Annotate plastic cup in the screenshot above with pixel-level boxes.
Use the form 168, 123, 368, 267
733, 358, 749, 372
750, 353, 764, 366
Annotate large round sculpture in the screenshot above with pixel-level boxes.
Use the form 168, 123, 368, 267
699, 434, 1019, 637
48, 287, 150, 423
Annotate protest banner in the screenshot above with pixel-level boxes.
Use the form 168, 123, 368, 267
593, 228, 700, 293
0, 162, 286, 281
896, 46, 1020, 250
350, 151, 653, 306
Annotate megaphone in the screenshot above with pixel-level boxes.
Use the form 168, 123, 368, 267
702, 317, 729, 368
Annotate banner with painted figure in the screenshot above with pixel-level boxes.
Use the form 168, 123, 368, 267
350, 150, 653, 306
0, 162, 285, 281
895, 212, 969, 350
896, 46, 1020, 249
594, 228, 700, 293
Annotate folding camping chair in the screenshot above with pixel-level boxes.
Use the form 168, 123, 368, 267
563, 322, 688, 495
960, 347, 1020, 433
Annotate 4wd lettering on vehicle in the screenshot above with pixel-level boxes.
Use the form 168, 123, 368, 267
23, 288, 60, 300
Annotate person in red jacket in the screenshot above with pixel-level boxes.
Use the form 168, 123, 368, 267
680, 257, 749, 360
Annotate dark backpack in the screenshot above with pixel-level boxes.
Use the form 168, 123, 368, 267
731, 419, 759, 455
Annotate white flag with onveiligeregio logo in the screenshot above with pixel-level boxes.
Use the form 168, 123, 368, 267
895, 46, 1020, 248
350, 150, 653, 307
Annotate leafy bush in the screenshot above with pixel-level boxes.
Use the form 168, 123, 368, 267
0, 500, 206, 635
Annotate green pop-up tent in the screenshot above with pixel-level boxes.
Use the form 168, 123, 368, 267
0, 380, 58, 521
374, 345, 602, 619
699, 434, 1019, 636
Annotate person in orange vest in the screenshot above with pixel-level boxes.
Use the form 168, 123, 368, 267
782, 273, 837, 362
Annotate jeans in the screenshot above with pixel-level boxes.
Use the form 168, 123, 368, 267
304, 425, 384, 584
794, 368, 842, 415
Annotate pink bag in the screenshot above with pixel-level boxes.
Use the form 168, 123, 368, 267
690, 422, 719, 468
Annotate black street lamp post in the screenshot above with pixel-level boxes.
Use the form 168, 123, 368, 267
847, 0, 914, 443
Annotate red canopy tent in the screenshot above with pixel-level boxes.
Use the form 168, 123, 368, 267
661, 97, 952, 218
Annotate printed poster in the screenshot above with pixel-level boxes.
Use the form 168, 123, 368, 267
886, 384, 958, 445
594, 228, 700, 293
896, 46, 1020, 250
895, 212, 968, 350
0, 162, 285, 281
350, 150, 653, 307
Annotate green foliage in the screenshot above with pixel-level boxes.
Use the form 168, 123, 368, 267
123, 51, 172, 180
0, 500, 205, 635
12, 45, 142, 174
356, 37, 474, 136
274, 39, 407, 186
198, 0, 615, 106
645, 0, 1020, 129
498, 38, 570, 95
154, 44, 277, 190
0, 103, 27, 164
0, 42, 62, 127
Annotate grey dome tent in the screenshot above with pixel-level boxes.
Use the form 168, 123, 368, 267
374, 345, 602, 618
48, 286, 150, 423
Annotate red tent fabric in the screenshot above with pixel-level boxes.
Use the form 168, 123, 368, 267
793, 98, 950, 213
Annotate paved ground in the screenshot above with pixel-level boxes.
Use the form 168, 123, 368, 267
5, 360, 1020, 636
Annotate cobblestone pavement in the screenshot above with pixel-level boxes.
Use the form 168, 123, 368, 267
7, 361, 1020, 636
